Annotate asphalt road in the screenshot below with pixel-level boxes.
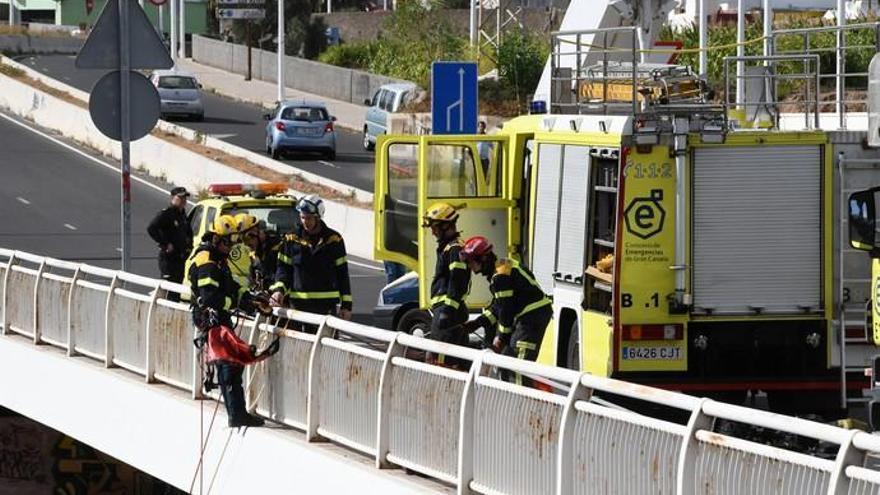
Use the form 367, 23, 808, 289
18, 54, 378, 193
0, 110, 385, 322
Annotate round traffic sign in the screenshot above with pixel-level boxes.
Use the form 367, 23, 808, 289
149, 0, 167, 6
89, 70, 161, 142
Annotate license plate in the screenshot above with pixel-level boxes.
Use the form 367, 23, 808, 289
297, 128, 321, 136
621, 346, 682, 361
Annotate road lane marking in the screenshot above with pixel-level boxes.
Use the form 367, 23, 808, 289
318, 160, 338, 168
210, 134, 237, 139
16, 197, 30, 205
0, 112, 195, 206
64, 224, 77, 231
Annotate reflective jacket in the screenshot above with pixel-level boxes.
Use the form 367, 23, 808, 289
429, 237, 471, 310
188, 244, 248, 328
270, 222, 352, 311
474, 259, 551, 341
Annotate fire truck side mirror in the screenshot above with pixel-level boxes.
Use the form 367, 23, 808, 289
849, 188, 880, 253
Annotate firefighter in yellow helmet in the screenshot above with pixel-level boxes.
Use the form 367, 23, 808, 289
422, 202, 471, 366
225, 213, 258, 289
188, 214, 275, 428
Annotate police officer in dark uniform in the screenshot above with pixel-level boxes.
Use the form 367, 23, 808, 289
269, 195, 352, 326
460, 236, 552, 385
422, 202, 471, 366
189, 214, 274, 428
147, 186, 193, 293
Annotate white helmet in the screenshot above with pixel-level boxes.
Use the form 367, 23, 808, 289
297, 194, 325, 218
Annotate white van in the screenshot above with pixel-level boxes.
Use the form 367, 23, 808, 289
362, 82, 417, 151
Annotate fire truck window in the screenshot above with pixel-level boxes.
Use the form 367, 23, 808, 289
425, 144, 478, 198
385, 143, 419, 259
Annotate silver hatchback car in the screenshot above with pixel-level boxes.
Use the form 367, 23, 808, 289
264, 101, 337, 161
150, 70, 205, 121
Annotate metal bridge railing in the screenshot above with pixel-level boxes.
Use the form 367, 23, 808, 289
4, 246, 880, 494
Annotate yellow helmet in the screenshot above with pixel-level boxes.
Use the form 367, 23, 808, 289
234, 213, 259, 233
422, 202, 459, 227
212, 214, 239, 238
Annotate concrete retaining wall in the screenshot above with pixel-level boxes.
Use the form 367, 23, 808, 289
0, 57, 376, 260
0, 34, 83, 54
192, 34, 411, 105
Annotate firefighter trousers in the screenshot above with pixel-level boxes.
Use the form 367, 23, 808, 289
428, 303, 469, 368
216, 361, 247, 424
500, 305, 552, 387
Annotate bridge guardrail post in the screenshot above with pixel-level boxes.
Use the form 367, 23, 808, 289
676, 398, 713, 495
103, 274, 120, 368
828, 430, 861, 495
192, 328, 204, 400
66, 266, 81, 357
457, 350, 488, 495
143, 286, 161, 384
375, 333, 406, 469
31, 259, 46, 345
556, 373, 592, 495
306, 316, 332, 442
1, 252, 15, 336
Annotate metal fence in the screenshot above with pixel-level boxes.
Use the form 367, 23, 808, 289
3, 246, 880, 495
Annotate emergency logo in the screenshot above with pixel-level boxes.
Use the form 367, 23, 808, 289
624, 189, 666, 240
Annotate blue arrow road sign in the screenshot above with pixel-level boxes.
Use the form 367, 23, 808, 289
431, 62, 478, 135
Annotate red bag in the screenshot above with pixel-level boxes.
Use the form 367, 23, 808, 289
206, 325, 264, 366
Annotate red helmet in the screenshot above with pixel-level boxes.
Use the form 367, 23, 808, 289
460, 236, 494, 261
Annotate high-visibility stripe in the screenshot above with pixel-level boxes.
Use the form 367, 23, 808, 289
515, 341, 537, 351
335, 256, 347, 267
277, 253, 292, 265
516, 298, 551, 319
449, 261, 467, 270
269, 281, 286, 292
288, 290, 340, 300
197, 277, 219, 288
341, 294, 353, 302
223, 297, 233, 310
513, 263, 542, 290
430, 295, 461, 309
481, 308, 497, 325
495, 290, 514, 298
498, 325, 512, 335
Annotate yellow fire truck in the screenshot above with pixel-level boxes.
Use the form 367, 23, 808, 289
373, 28, 880, 415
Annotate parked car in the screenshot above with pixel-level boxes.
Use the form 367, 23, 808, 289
362, 82, 417, 151
373, 271, 429, 336
265, 100, 337, 160
150, 70, 205, 121
373, 271, 485, 347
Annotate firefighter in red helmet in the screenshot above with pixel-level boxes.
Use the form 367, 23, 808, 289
460, 236, 552, 385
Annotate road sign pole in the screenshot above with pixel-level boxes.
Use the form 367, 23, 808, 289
246, 21, 252, 81
179, 0, 186, 59
158, 4, 164, 38
277, 0, 284, 102
170, 0, 177, 62
119, 0, 132, 272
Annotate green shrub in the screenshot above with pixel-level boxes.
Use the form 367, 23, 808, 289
495, 29, 549, 104
318, 42, 376, 69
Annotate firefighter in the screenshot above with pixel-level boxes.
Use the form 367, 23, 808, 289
269, 195, 353, 326
226, 213, 256, 290
246, 219, 284, 292
189, 214, 277, 428
422, 202, 471, 365
459, 236, 552, 385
